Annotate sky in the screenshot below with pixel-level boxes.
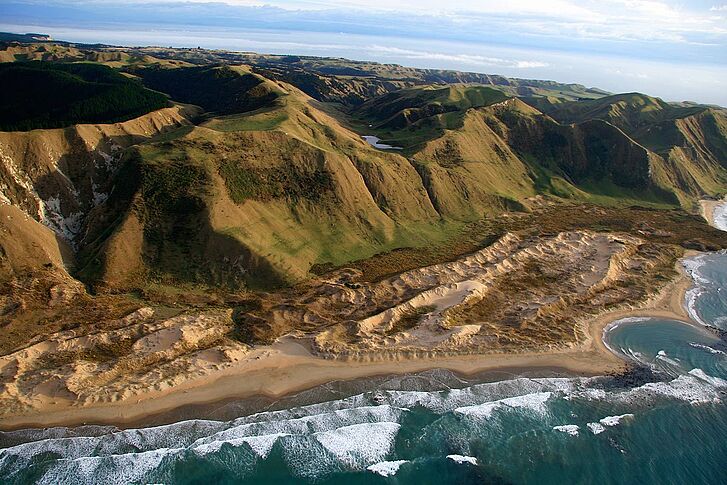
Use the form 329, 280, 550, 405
1, 0, 726, 105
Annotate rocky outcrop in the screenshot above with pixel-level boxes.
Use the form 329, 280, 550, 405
0, 105, 196, 247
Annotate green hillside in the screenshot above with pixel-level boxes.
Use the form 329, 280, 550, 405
353, 85, 509, 150
75, 80, 721, 291
534, 92, 727, 206
0, 53, 724, 293
135, 65, 283, 115
536, 93, 704, 133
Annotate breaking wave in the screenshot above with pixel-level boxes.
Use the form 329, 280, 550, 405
1, 362, 725, 484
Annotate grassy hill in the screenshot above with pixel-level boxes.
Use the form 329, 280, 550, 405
0, 47, 724, 293
352, 85, 509, 150
75, 80, 447, 290
72, 80, 722, 291
533, 92, 727, 207
134, 65, 283, 116
0, 62, 169, 131
534, 93, 704, 133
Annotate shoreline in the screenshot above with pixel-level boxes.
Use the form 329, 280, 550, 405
700, 197, 726, 229
0, 252, 698, 431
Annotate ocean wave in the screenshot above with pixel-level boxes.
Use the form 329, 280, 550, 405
682, 252, 727, 329
454, 392, 552, 419
190, 404, 405, 448
26, 447, 177, 485
367, 459, 408, 477
655, 350, 683, 374
608, 345, 661, 373
387, 378, 578, 414
314, 422, 401, 468
599, 414, 634, 427
689, 342, 726, 356
685, 287, 710, 327
621, 373, 724, 405
3, 355, 726, 483
447, 454, 478, 465
586, 414, 633, 435
279, 422, 401, 478
192, 432, 288, 458
689, 368, 727, 387
712, 201, 727, 231
553, 424, 580, 436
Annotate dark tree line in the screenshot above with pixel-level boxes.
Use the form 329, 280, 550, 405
0, 61, 169, 131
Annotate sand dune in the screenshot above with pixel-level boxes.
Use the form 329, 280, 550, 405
0, 230, 696, 429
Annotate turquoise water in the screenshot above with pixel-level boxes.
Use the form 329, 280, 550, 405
1, 252, 726, 484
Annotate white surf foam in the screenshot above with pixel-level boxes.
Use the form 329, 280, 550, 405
689, 368, 727, 387
388, 378, 578, 414
685, 287, 710, 327
454, 392, 552, 419
712, 201, 727, 231
618, 373, 724, 406
192, 432, 287, 458
35, 447, 177, 485
447, 454, 478, 465
599, 414, 634, 427
681, 253, 720, 328
367, 459, 408, 477
553, 425, 580, 436
314, 422, 401, 469
191, 405, 404, 449
689, 342, 726, 355
587, 422, 606, 435
655, 350, 682, 369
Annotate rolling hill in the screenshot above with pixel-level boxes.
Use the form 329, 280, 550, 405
0, 44, 724, 298
532, 93, 727, 206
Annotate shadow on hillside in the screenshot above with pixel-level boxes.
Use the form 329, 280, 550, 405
68, 149, 286, 292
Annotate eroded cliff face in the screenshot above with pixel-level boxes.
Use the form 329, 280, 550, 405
0, 105, 195, 247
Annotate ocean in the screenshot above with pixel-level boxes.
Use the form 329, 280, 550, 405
1, 219, 726, 483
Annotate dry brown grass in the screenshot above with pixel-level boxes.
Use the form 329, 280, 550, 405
325, 202, 726, 284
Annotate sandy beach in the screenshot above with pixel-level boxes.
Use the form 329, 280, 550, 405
700, 197, 727, 229
0, 250, 699, 431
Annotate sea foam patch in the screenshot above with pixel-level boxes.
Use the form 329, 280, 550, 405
553, 425, 580, 436
314, 422, 401, 469
454, 392, 552, 419
367, 460, 408, 477
447, 454, 478, 465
